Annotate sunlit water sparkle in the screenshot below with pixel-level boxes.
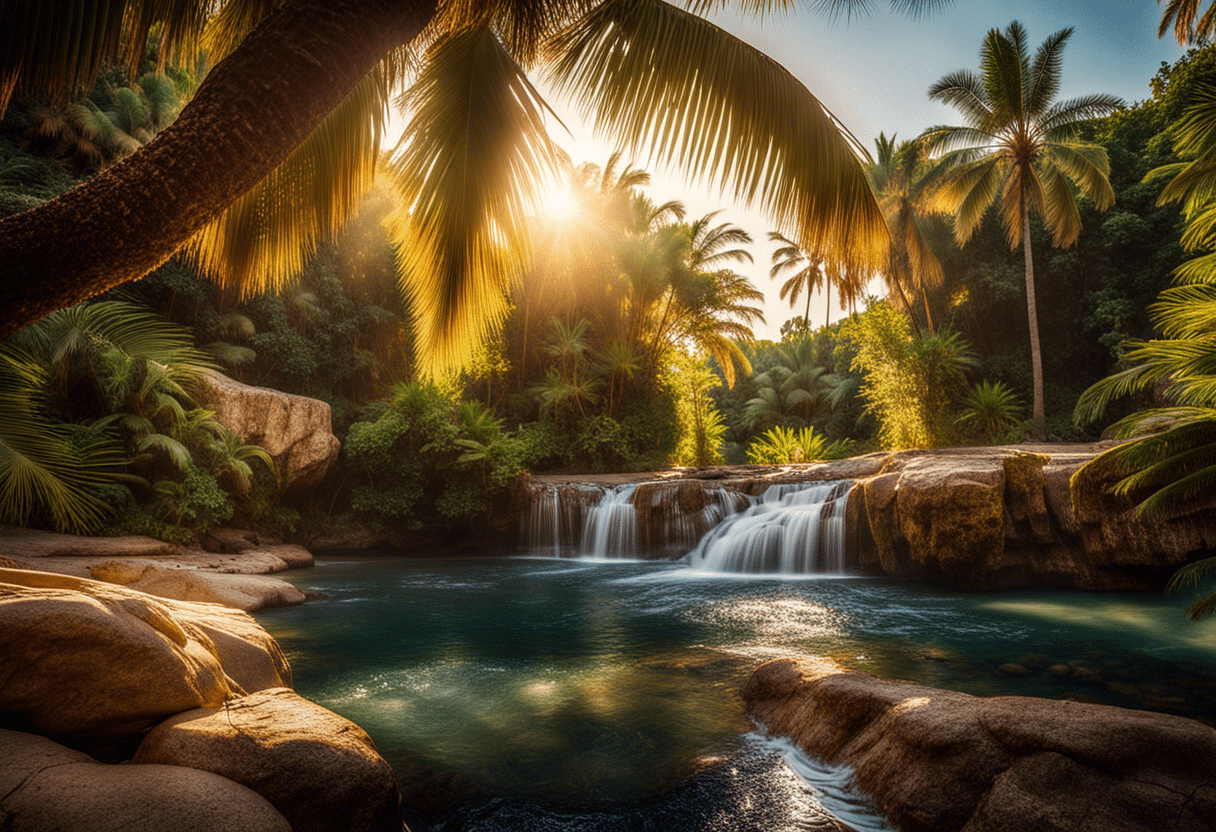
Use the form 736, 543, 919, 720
259, 556, 1216, 831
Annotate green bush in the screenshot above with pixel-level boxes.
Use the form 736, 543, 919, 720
345, 382, 529, 532
746, 426, 851, 464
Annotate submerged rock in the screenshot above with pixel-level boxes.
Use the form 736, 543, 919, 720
0, 728, 292, 832
134, 687, 403, 832
743, 658, 1216, 832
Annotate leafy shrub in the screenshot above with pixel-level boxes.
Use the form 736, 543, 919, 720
841, 302, 976, 449
345, 382, 529, 532
955, 380, 1024, 441
746, 426, 851, 464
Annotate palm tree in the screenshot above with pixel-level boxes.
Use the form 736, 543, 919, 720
742, 338, 833, 430
769, 231, 827, 328
866, 132, 944, 336
921, 21, 1121, 432
0, 0, 900, 365
1159, 0, 1216, 44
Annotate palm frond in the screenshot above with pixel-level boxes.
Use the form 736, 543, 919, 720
0, 0, 207, 116
186, 67, 388, 293
1024, 26, 1071, 119
389, 23, 563, 375
547, 0, 888, 277
926, 70, 990, 127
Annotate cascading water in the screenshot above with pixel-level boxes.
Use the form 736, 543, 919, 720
686, 480, 854, 574
582, 483, 640, 558
522, 482, 606, 557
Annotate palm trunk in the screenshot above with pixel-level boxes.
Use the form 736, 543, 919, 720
922, 288, 935, 337
0, 0, 437, 340
803, 284, 811, 331
1022, 200, 1046, 433
824, 281, 831, 329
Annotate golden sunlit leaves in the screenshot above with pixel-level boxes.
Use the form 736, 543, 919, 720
547, 0, 889, 279
185, 68, 388, 295
388, 22, 565, 376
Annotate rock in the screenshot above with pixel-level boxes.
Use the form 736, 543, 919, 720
743, 659, 1216, 832
199, 372, 340, 491
997, 663, 1034, 677
0, 579, 231, 735
0, 526, 186, 560
134, 688, 403, 832
0, 728, 291, 831
0, 568, 290, 695
88, 561, 305, 611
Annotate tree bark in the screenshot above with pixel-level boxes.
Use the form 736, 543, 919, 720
0, 0, 437, 340
1022, 199, 1046, 434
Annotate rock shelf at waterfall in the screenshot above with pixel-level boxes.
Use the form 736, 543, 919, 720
520, 477, 853, 574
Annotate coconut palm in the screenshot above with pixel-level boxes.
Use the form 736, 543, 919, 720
921, 21, 1121, 432
0, 0, 901, 370
866, 132, 944, 335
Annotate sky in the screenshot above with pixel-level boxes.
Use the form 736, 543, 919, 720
535, 0, 1188, 340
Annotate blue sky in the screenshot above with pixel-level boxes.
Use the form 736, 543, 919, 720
543, 0, 1187, 339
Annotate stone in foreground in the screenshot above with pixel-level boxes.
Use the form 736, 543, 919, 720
0, 728, 292, 831
743, 658, 1216, 832
134, 687, 402, 832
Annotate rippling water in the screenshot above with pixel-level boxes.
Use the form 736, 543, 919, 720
257, 556, 1216, 831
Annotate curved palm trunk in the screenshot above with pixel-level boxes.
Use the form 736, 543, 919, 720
803, 282, 811, 329
0, 0, 437, 340
1022, 200, 1046, 433
922, 289, 935, 337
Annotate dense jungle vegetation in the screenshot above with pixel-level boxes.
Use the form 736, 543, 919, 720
2, 23, 1215, 549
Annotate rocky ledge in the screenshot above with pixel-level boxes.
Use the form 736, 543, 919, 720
525, 444, 1216, 590
0, 570, 403, 831
743, 658, 1216, 832
0, 526, 313, 611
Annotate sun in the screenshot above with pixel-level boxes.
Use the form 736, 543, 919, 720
540, 181, 577, 220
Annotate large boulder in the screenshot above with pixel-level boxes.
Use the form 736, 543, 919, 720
199, 372, 339, 491
134, 687, 403, 832
743, 659, 1216, 832
0, 728, 291, 832
88, 560, 306, 611
0, 579, 231, 735
0, 569, 290, 708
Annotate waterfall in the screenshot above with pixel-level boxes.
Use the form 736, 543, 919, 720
522, 482, 606, 557
686, 480, 854, 575
520, 478, 852, 569
582, 484, 640, 558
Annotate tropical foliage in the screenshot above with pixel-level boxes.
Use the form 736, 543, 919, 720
745, 426, 850, 465
0, 0, 905, 356
841, 301, 978, 449
0, 300, 274, 539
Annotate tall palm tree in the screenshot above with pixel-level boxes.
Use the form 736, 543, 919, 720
921, 21, 1121, 431
866, 132, 944, 336
768, 231, 827, 328
0, 0, 901, 368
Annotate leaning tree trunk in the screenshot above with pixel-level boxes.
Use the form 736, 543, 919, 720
0, 0, 437, 340
1022, 200, 1046, 433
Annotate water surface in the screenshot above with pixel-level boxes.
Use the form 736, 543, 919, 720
259, 556, 1216, 830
